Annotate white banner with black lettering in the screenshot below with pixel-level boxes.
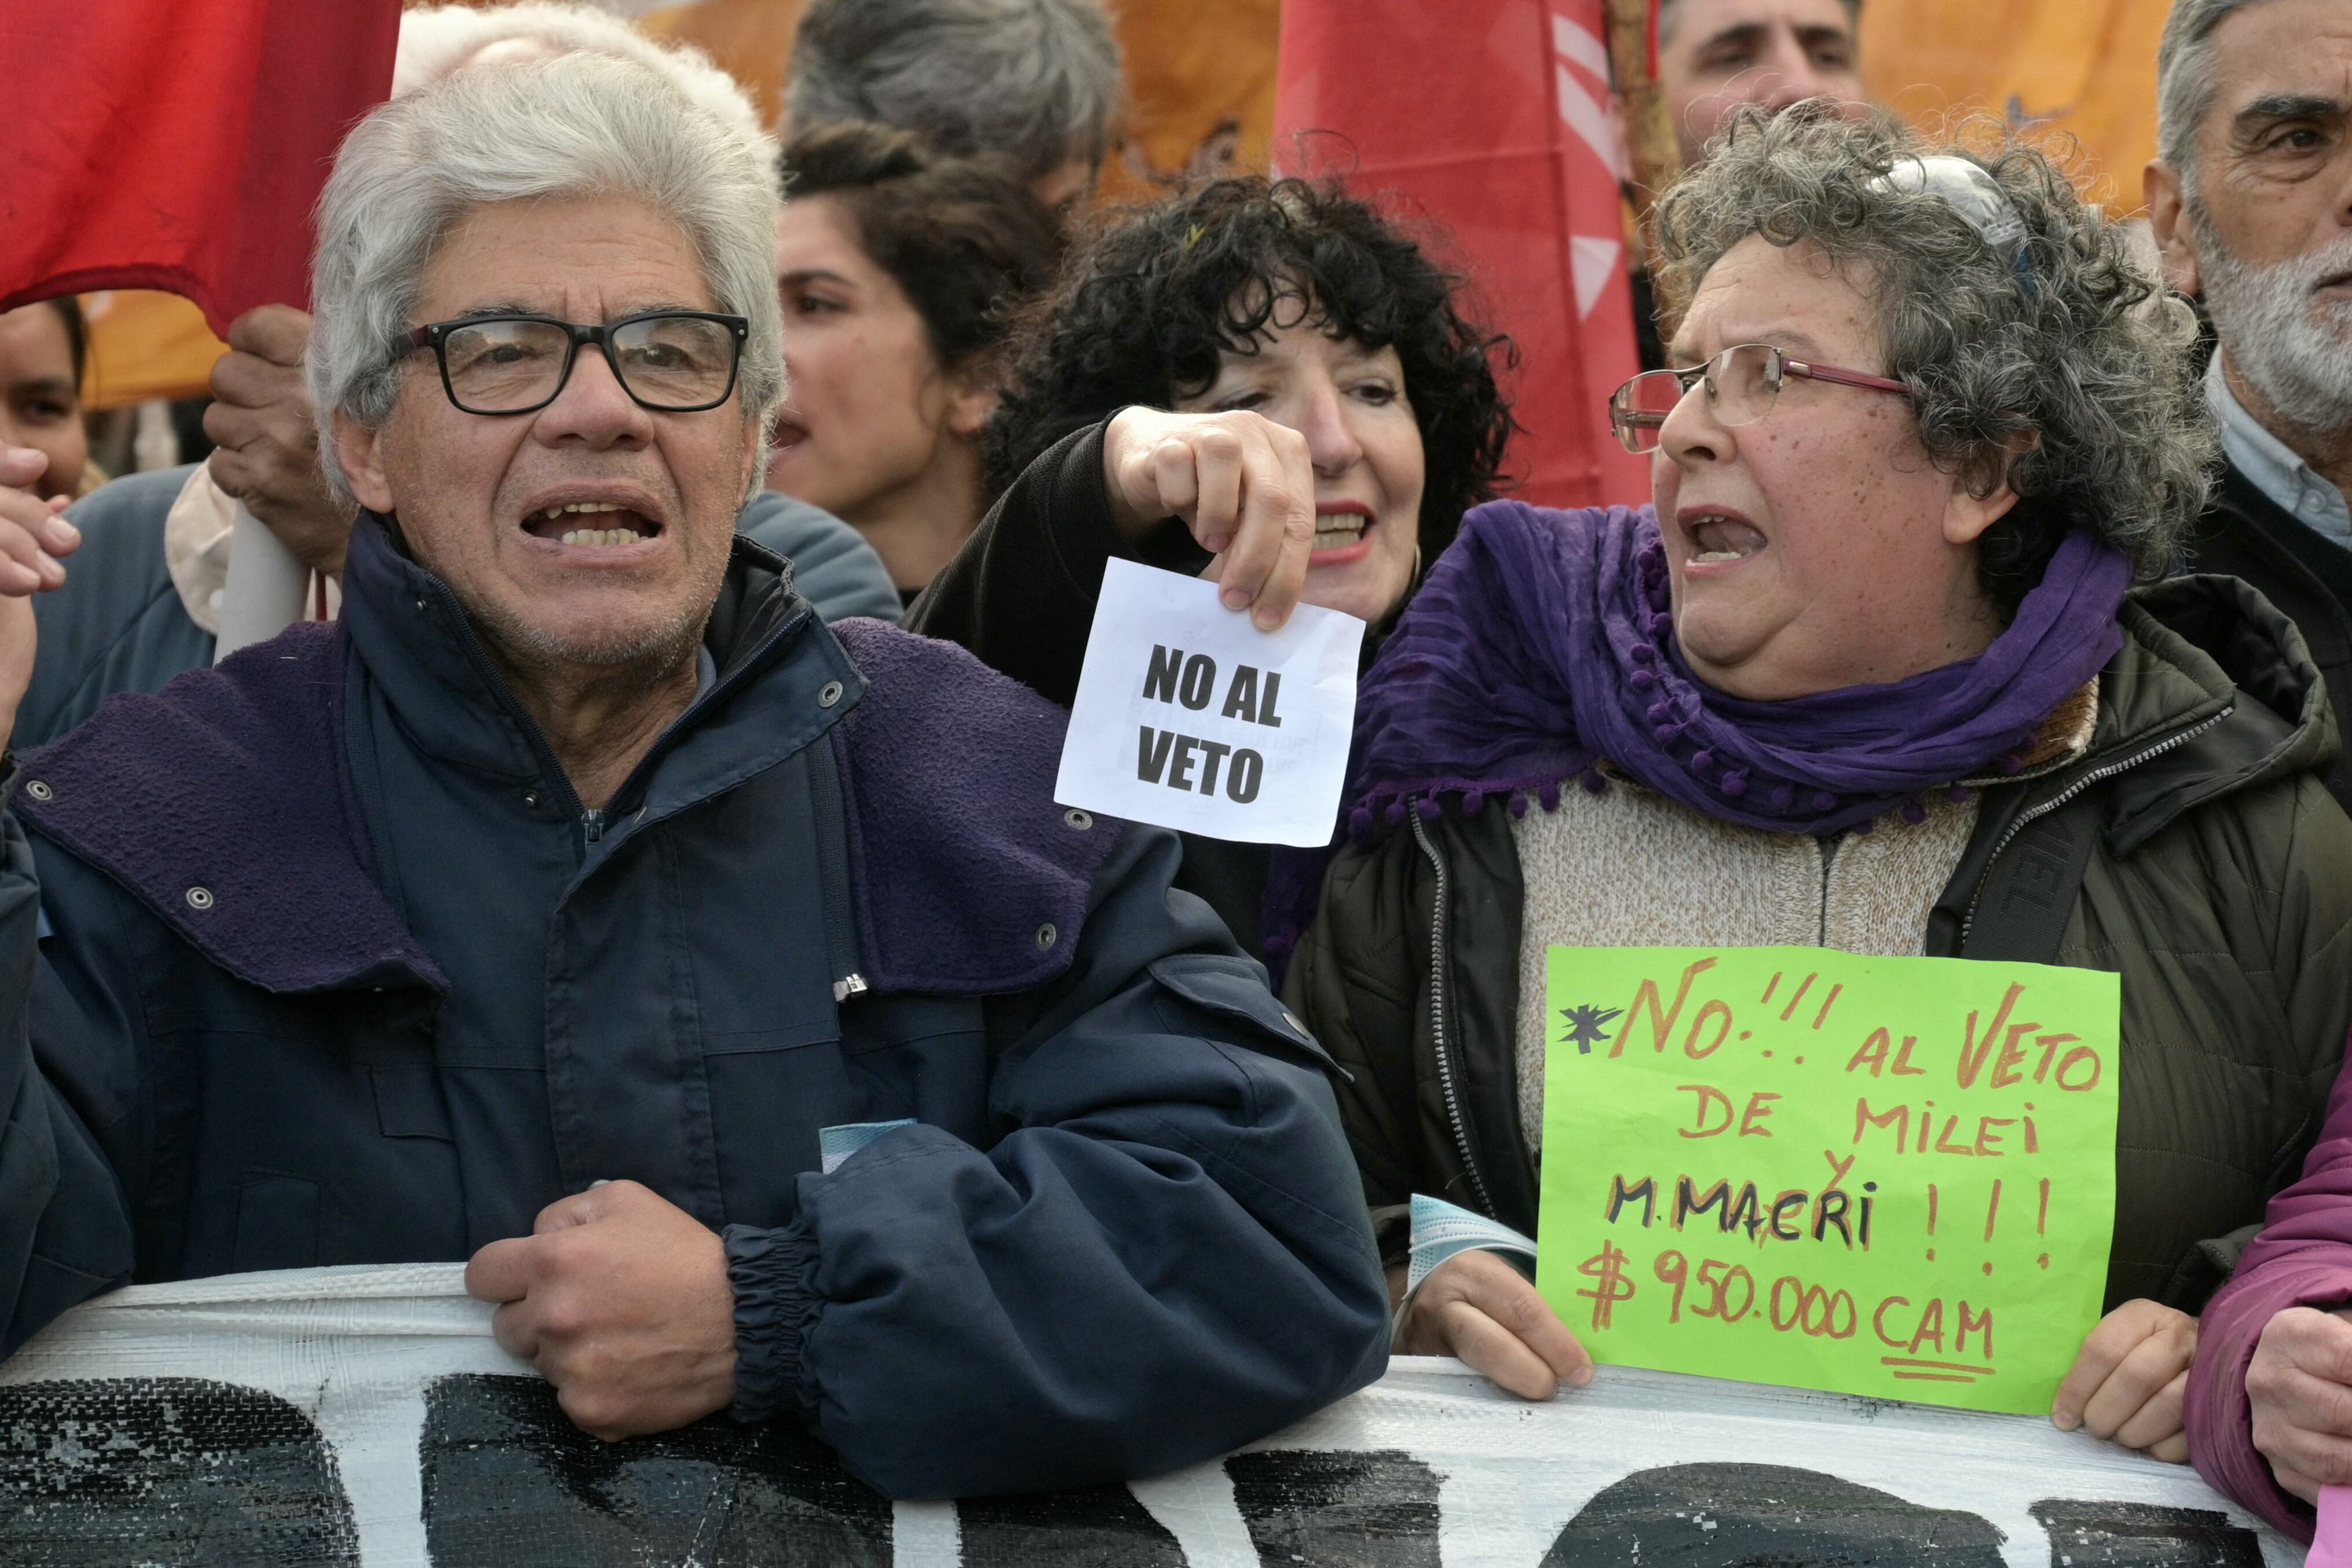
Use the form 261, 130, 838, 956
0, 1263, 2301, 1565
1055, 558, 1365, 847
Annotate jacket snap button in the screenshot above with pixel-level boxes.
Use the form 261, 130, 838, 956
1035, 922, 1057, 950
23, 781, 50, 801
522, 790, 541, 809
1063, 808, 1092, 831
818, 680, 844, 708
1282, 1009, 1307, 1034
185, 886, 215, 911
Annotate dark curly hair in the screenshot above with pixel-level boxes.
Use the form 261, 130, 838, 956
781, 122, 1065, 375
983, 177, 1514, 558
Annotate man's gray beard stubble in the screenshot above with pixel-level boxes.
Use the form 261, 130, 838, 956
2192, 202, 2352, 442
473, 591, 706, 680
455, 552, 719, 702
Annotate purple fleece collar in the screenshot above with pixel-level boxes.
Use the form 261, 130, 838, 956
16, 616, 1124, 1000
17, 625, 447, 994
828, 617, 1125, 994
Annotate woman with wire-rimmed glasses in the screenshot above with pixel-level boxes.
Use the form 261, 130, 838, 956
1278, 103, 2352, 1473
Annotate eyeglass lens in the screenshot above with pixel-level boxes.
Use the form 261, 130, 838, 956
440, 316, 739, 412
1610, 345, 1784, 454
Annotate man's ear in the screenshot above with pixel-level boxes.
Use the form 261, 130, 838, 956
1943, 432, 2036, 548
331, 411, 397, 515
2145, 160, 2204, 299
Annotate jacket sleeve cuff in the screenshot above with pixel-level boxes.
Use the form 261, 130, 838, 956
724, 1220, 822, 1426
2189, 1259, 2352, 1542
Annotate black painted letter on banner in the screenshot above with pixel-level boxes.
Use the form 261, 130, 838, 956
2028, 1499, 2263, 1567
420, 1373, 891, 1567
1543, 1463, 2007, 1566
959, 1483, 1188, 1566
0, 1376, 360, 1565
1226, 1448, 1441, 1567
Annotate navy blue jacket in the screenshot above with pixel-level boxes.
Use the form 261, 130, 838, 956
0, 518, 1387, 1497
20, 467, 903, 747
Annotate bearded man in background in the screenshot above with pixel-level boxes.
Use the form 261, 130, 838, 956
2149, 0, 2352, 814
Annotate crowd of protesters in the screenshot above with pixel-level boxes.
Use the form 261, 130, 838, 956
3, 0, 2352, 1543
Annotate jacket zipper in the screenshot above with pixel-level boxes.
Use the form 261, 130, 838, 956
1959, 704, 2233, 946
581, 808, 605, 844
1407, 802, 1495, 1218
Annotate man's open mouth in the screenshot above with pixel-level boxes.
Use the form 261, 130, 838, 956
522, 500, 662, 548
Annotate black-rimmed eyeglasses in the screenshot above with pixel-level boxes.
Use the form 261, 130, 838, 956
400, 310, 750, 415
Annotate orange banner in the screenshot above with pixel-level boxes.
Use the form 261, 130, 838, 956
79, 291, 228, 413
1861, 0, 2165, 208
638, 0, 1278, 197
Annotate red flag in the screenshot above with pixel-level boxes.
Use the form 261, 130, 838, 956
0, 0, 401, 336
1274, 0, 1648, 511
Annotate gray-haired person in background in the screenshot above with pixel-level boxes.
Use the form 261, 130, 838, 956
784, 0, 1122, 218
2148, 0, 2352, 816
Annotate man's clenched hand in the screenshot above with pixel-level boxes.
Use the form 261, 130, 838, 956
466, 1179, 738, 1441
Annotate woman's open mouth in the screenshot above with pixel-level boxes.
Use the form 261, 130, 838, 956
1680, 508, 1768, 566
1311, 504, 1376, 564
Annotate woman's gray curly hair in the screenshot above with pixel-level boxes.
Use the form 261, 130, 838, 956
1651, 104, 2215, 615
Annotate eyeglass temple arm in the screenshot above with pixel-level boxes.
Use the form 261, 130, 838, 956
1783, 358, 1909, 395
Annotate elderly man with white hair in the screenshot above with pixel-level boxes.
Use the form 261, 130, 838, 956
0, 53, 1388, 1498
2148, 0, 2352, 816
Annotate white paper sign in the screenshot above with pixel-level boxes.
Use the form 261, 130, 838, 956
1055, 559, 1365, 847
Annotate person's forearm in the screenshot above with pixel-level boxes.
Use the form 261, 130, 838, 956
2190, 1263, 2352, 1537
782, 1102, 1384, 1499
2185, 1057, 2352, 1536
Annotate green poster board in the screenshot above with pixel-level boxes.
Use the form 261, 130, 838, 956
1533, 946, 2120, 1416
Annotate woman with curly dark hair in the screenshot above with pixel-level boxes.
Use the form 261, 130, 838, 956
908, 174, 1513, 953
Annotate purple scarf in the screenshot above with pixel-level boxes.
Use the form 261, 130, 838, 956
1263, 500, 2130, 968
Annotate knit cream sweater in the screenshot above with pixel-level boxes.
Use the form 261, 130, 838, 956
1509, 684, 2100, 1150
